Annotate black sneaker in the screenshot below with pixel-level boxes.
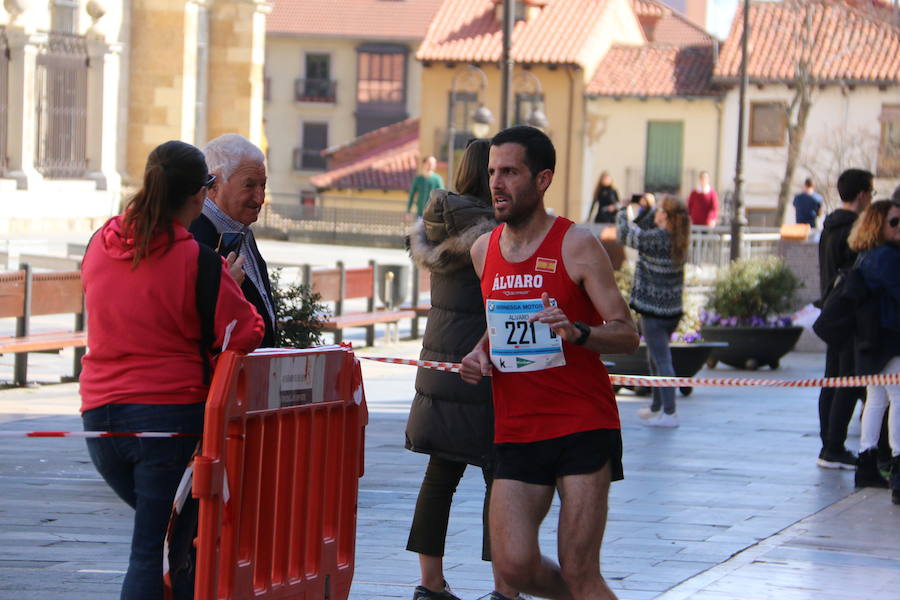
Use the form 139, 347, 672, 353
816, 447, 858, 470
855, 449, 889, 488
413, 582, 463, 600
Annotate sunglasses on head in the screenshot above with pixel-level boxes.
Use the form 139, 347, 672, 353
889, 216, 900, 228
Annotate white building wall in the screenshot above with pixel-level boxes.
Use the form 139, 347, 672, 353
0, 0, 126, 233
719, 83, 900, 225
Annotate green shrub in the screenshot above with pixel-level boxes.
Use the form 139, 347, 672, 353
705, 256, 799, 325
270, 268, 330, 348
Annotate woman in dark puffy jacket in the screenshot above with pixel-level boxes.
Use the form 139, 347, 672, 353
847, 199, 900, 501
405, 139, 517, 600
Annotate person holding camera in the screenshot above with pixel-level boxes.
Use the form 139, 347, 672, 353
190, 134, 277, 347
617, 196, 691, 427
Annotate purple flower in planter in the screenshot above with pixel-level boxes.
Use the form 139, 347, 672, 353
683, 332, 702, 343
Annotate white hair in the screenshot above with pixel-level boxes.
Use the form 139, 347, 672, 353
203, 133, 265, 182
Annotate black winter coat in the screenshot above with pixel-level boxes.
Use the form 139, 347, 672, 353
405, 190, 496, 467
817, 209, 858, 302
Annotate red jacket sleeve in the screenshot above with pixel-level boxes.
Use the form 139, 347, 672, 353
213, 261, 265, 353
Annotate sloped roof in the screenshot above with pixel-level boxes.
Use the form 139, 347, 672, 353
715, 0, 900, 84
651, 6, 715, 45
587, 44, 717, 96
310, 119, 420, 190
268, 0, 445, 40
632, 0, 666, 18
416, 0, 620, 67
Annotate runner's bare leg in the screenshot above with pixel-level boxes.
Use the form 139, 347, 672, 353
490, 478, 573, 600
556, 463, 617, 599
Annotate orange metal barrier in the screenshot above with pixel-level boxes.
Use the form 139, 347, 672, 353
193, 345, 367, 600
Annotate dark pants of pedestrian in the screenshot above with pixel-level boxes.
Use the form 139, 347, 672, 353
818, 344, 865, 453
83, 402, 204, 600
641, 315, 680, 415
407, 455, 493, 561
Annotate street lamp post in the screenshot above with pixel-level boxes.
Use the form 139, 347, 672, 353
512, 70, 548, 128
730, 0, 750, 261
447, 65, 493, 189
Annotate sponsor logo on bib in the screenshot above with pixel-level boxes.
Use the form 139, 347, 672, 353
535, 257, 557, 273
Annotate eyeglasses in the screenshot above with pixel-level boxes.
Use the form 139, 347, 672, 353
889, 216, 900, 228
203, 174, 217, 189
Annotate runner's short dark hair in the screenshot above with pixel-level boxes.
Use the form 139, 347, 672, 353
491, 125, 556, 175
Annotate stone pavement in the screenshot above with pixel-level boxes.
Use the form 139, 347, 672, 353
1, 340, 899, 600
1, 234, 899, 599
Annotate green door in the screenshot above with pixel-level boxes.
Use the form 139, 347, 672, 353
645, 121, 684, 194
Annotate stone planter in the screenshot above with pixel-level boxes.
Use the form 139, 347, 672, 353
606, 342, 727, 396
699, 325, 804, 370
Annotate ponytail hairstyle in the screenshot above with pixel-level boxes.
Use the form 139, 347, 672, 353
454, 138, 491, 204
661, 195, 691, 265
121, 140, 209, 267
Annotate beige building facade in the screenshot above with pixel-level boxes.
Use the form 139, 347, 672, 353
0, 0, 267, 233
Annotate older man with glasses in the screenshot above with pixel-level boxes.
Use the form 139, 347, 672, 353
190, 133, 277, 347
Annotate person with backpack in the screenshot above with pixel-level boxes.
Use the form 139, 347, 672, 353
846, 199, 900, 501
80, 140, 264, 599
815, 169, 874, 470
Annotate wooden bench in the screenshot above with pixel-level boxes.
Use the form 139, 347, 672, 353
304, 261, 415, 347
0, 266, 86, 386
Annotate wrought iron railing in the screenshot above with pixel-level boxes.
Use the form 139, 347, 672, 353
294, 78, 336, 103
34, 32, 88, 178
292, 147, 326, 171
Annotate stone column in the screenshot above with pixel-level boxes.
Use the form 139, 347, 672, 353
124, 0, 194, 184
206, 0, 270, 146
4, 27, 44, 190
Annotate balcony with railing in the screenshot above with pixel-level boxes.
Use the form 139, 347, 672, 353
34, 32, 89, 178
294, 78, 336, 103
292, 147, 326, 171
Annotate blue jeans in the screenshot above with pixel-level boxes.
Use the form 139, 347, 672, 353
640, 315, 680, 414
83, 403, 204, 600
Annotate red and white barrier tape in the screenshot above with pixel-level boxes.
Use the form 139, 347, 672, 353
0, 431, 200, 438
358, 355, 900, 388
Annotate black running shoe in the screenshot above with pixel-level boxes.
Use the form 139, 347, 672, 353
855, 449, 888, 488
413, 582, 463, 600
816, 447, 857, 470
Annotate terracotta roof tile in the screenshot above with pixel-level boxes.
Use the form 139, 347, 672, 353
587, 43, 718, 96
632, 0, 666, 18
416, 0, 619, 67
714, 0, 900, 84
268, 0, 444, 40
311, 119, 420, 190
650, 6, 715, 45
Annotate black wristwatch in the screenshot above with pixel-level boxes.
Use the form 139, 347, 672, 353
573, 321, 591, 346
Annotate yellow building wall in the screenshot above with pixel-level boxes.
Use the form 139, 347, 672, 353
418, 63, 591, 219
207, 0, 268, 146
583, 97, 722, 220
125, 0, 194, 184
264, 35, 424, 205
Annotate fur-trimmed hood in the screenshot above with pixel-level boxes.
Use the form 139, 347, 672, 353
408, 190, 496, 274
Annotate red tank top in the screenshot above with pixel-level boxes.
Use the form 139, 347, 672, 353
481, 216, 620, 443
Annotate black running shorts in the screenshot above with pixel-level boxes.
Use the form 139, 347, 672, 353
493, 428, 624, 486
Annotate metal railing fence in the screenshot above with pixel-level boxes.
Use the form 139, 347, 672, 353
34, 32, 88, 178
257, 201, 409, 248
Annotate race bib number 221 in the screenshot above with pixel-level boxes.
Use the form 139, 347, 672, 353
486, 298, 566, 373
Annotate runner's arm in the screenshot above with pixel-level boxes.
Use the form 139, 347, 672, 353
459, 233, 492, 384
532, 227, 638, 354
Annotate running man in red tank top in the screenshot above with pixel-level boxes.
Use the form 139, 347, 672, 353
460, 126, 639, 600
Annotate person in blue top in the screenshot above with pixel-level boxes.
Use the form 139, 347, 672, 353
407, 156, 445, 217
793, 178, 824, 228
847, 199, 900, 502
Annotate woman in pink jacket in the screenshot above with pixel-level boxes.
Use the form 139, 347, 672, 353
80, 140, 264, 599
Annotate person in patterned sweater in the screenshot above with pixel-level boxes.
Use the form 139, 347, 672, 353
617, 196, 691, 427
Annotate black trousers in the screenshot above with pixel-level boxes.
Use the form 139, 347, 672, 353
407, 454, 493, 561
818, 344, 865, 451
